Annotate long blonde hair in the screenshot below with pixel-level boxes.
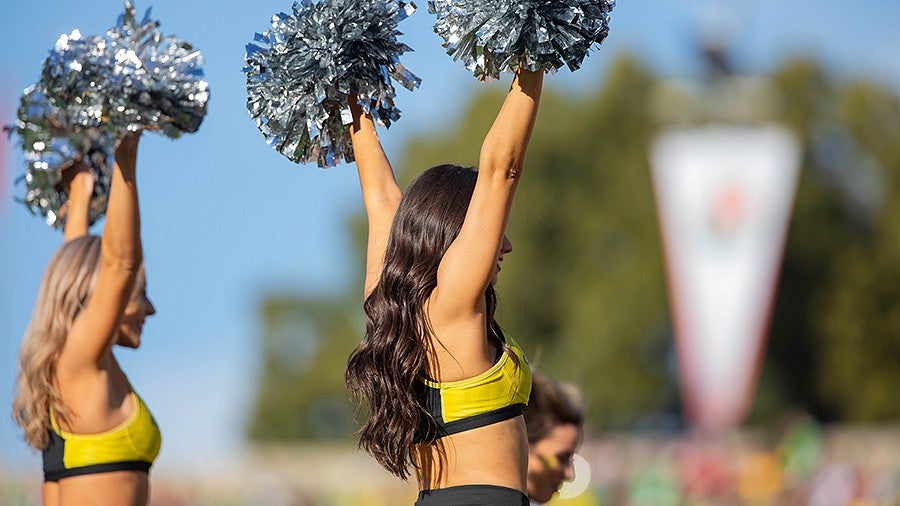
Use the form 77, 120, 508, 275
13, 235, 103, 450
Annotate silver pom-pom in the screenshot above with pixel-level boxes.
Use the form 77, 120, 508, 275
42, 1, 209, 137
428, 0, 615, 80
104, 2, 209, 136
5, 84, 114, 229
42, 30, 112, 131
8, 2, 208, 230
244, 0, 421, 167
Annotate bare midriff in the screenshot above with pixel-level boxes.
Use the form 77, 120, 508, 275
44, 471, 149, 506
415, 415, 528, 492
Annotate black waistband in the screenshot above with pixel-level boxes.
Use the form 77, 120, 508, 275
44, 461, 152, 482
435, 403, 526, 438
416, 484, 529, 506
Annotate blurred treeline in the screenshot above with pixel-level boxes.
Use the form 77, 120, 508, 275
247, 54, 900, 442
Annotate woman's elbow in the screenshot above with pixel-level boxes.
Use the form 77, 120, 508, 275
505, 161, 523, 180
480, 154, 524, 182
100, 250, 143, 276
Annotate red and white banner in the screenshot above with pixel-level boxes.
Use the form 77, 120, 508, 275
650, 125, 801, 432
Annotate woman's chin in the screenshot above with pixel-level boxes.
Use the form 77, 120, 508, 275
116, 333, 142, 349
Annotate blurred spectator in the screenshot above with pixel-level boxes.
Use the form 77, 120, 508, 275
524, 372, 585, 504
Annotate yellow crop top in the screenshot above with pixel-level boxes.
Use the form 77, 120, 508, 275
43, 391, 161, 482
418, 335, 532, 438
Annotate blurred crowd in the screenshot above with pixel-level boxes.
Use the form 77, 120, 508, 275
571, 418, 898, 505
3, 417, 897, 505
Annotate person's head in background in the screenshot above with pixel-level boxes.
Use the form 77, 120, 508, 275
524, 372, 586, 504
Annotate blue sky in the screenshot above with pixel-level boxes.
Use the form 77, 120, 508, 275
2, 0, 898, 477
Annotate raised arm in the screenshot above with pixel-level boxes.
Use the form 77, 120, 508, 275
58, 132, 143, 369
62, 161, 94, 242
349, 98, 403, 297
432, 68, 543, 315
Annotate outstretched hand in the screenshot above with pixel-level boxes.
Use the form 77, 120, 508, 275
60, 160, 95, 241
116, 131, 142, 156
61, 160, 94, 200
113, 131, 143, 180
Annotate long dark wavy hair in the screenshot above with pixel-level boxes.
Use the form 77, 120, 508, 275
346, 164, 508, 479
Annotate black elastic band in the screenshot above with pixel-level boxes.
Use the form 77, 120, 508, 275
44, 461, 151, 482
435, 403, 526, 438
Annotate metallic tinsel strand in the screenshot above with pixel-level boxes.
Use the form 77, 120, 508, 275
5, 84, 114, 229
245, 0, 420, 167
42, 1, 209, 137
428, 0, 615, 80
8, 1, 208, 230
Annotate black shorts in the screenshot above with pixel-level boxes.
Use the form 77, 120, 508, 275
415, 484, 529, 505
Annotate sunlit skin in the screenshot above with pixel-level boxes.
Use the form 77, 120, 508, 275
44, 281, 156, 506
349, 68, 544, 494
116, 271, 156, 349
41, 133, 157, 506
526, 423, 581, 504
60, 162, 94, 243
490, 234, 513, 286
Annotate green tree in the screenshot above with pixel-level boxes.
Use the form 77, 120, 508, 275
246, 54, 900, 442
398, 56, 673, 428
247, 295, 359, 440
761, 61, 900, 422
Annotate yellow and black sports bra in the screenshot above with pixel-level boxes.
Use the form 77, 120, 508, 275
43, 391, 161, 482
418, 335, 532, 438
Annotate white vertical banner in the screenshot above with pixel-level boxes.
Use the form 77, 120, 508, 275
650, 125, 801, 432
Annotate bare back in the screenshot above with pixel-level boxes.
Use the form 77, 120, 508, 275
349, 69, 543, 489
